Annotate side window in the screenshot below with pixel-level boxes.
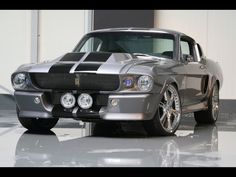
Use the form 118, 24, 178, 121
180, 41, 190, 55
180, 37, 196, 62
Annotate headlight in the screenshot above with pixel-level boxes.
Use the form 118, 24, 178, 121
12, 73, 27, 89
137, 75, 153, 91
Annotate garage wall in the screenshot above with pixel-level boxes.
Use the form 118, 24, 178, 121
39, 10, 86, 62
0, 10, 86, 94
0, 10, 31, 93
155, 10, 236, 99
94, 10, 154, 29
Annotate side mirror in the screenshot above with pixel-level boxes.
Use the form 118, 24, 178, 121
186, 55, 194, 62
183, 54, 194, 63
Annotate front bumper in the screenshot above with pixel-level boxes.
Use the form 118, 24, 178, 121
15, 91, 159, 121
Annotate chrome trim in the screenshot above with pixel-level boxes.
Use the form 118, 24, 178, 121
194, 44, 201, 62
103, 113, 144, 120
109, 94, 150, 99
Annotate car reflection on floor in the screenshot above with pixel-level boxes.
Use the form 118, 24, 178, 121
14, 122, 219, 167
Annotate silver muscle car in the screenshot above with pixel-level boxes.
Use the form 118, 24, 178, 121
11, 28, 223, 136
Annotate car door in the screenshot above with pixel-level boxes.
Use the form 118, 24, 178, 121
181, 36, 208, 106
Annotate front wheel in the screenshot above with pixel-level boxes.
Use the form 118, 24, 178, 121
17, 107, 58, 132
194, 83, 219, 124
143, 84, 182, 136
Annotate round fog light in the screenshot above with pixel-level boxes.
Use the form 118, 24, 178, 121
60, 93, 76, 109
78, 93, 93, 109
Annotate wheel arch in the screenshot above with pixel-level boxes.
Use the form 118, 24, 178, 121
211, 76, 220, 90
165, 77, 180, 96
216, 79, 220, 89
170, 82, 178, 90
159, 77, 180, 102
207, 76, 220, 99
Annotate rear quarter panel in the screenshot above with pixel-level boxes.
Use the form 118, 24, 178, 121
205, 59, 223, 89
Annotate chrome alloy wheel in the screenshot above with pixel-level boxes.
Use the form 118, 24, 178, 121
212, 85, 219, 120
159, 85, 181, 133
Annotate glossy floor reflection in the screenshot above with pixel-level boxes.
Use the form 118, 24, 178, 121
1, 113, 236, 167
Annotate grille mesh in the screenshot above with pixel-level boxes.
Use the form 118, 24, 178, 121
30, 73, 120, 91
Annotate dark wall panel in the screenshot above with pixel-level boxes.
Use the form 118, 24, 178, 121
94, 10, 154, 30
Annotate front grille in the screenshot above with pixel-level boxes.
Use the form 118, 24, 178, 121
30, 73, 120, 91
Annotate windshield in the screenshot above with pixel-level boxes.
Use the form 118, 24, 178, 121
73, 32, 175, 59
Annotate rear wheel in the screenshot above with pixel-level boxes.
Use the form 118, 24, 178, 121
17, 107, 59, 132
143, 84, 182, 136
194, 83, 219, 124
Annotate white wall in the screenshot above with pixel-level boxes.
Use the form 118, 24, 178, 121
155, 10, 236, 99
39, 10, 85, 61
0, 10, 86, 93
0, 10, 31, 92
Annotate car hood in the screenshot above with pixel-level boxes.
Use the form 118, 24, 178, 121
16, 52, 174, 75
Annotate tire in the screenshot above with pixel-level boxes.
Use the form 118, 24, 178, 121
194, 83, 219, 124
17, 107, 59, 132
143, 84, 182, 136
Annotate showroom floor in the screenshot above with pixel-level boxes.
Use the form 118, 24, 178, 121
1, 108, 236, 167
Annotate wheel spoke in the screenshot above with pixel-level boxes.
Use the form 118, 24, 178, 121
167, 117, 172, 130
164, 91, 168, 102
168, 94, 174, 107
159, 102, 166, 109
172, 109, 180, 118
160, 111, 167, 123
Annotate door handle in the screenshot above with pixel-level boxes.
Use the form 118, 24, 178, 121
200, 65, 206, 69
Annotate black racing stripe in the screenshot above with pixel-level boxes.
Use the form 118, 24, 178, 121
83, 52, 112, 62
60, 52, 85, 61
49, 63, 75, 73
75, 63, 102, 71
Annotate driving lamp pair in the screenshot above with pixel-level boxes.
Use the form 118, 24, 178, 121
60, 93, 93, 109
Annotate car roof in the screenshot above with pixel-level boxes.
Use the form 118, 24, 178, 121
87, 27, 186, 36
